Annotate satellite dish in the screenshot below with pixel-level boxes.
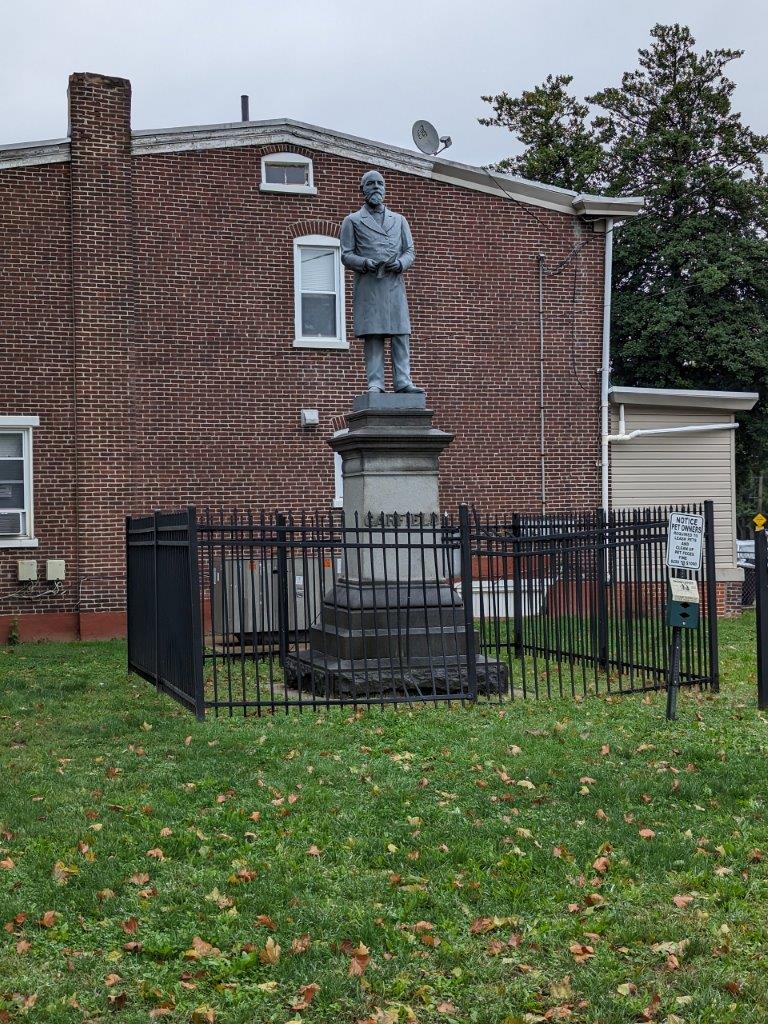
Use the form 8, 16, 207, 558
412, 120, 441, 155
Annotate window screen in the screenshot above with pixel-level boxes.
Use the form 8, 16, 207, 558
264, 162, 309, 186
0, 431, 26, 531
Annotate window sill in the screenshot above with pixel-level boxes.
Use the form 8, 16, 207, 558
293, 338, 349, 350
0, 537, 39, 549
260, 184, 318, 196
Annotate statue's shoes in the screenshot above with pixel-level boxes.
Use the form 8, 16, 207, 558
396, 384, 425, 394
367, 386, 385, 393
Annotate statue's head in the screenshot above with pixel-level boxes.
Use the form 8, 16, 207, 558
361, 170, 386, 207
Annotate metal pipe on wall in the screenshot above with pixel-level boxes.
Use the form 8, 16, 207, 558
537, 253, 547, 514
600, 218, 614, 513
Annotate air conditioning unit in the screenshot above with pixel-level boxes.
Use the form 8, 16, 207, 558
0, 512, 22, 536
212, 555, 335, 638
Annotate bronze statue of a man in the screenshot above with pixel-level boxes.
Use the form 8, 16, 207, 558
340, 170, 423, 394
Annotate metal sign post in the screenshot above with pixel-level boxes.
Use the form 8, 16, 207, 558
665, 513, 704, 721
755, 514, 768, 710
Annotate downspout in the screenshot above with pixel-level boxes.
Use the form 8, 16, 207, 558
600, 219, 614, 513
538, 253, 546, 514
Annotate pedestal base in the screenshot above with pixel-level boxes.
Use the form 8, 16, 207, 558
284, 650, 509, 699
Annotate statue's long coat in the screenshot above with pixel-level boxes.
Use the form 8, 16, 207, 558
340, 206, 415, 337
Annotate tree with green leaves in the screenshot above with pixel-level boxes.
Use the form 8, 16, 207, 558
479, 74, 604, 193
481, 24, 768, 497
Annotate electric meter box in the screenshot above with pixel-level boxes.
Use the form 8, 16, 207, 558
666, 578, 700, 629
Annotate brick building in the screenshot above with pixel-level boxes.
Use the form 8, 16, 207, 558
0, 72, 642, 641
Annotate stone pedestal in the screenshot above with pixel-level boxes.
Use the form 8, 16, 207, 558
285, 394, 508, 698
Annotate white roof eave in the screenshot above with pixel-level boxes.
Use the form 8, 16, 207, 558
609, 385, 759, 412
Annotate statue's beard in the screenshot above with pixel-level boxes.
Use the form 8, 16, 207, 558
366, 193, 384, 206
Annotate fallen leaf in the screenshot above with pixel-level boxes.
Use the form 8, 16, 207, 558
146, 847, 165, 860
191, 1007, 216, 1024
256, 914, 277, 930
569, 943, 594, 962
107, 992, 128, 1010
39, 911, 58, 928
98, 888, 116, 901
105, 974, 122, 987
0, 858, 14, 871
672, 894, 694, 908
129, 872, 150, 885
437, 1001, 456, 1014
15, 939, 31, 954
593, 856, 610, 874
616, 982, 637, 997
639, 828, 656, 840
348, 942, 370, 976
184, 936, 221, 960
600, 744, 610, 755
290, 934, 312, 954
307, 844, 322, 857
52, 861, 79, 885
120, 917, 139, 934
290, 983, 320, 1011
259, 936, 281, 965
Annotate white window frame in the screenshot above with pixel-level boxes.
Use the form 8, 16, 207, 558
0, 415, 40, 549
293, 235, 348, 350
261, 152, 317, 195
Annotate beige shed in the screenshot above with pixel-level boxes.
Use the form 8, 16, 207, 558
608, 386, 759, 587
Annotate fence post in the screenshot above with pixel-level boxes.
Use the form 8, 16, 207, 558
459, 504, 479, 700
125, 515, 131, 675
511, 513, 524, 657
596, 507, 609, 669
276, 512, 290, 668
186, 506, 205, 721
703, 500, 720, 693
153, 509, 160, 691
755, 525, 768, 709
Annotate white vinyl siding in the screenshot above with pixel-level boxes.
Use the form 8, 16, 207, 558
610, 406, 738, 579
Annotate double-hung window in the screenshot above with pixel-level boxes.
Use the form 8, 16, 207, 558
0, 416, 39, 547
293, 235, 347, 349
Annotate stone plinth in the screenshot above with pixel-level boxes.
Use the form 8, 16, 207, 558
285, 393, 508, 699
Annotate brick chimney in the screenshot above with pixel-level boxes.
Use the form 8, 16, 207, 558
68, 73, 133, 637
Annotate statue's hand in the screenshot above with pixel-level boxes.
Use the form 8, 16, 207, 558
363, 258, 379, 273
385, 257, 402, 273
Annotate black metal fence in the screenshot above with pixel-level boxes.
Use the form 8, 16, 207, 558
126, 502, 719, 717
126, 509, 204, 719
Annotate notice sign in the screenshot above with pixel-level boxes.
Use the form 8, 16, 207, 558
666, 512, 704, 571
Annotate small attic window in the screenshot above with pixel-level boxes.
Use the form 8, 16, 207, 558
260, 153, 317, 195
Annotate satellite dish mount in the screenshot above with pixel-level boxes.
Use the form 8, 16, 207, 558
412, 119, 452, 156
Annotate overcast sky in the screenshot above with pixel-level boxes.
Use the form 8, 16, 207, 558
2, 0, 766, 166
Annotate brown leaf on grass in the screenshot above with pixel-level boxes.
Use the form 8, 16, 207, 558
184, 735, 193, 746
638, 829, 656, 840
146, 847, 165, 860
595, 808, 609, 821
107, 991, 128, 1010
290, 983, 320, 1011
190, 1008, 216, 1024
97, 889, 116, 901
420, 932, 441, 948
616, 982, 637, 996
39, 911, 58, 928
666, 953, 680, 970
249, 811, 261, 822
348, 942, 370, 976
672, 894, 694, 908
148, 1010, 173, 1020
120, 917, 139, 935
593, 856, 610, 874
159, 827, 173, 838
0, 858, 14, 871
638, 993, 661, 1021
52, 861, 79, 885
290, 934, 312, 954
105, 974, 122, 988
748, 848, 763, 863
230, 867, 257, 883
487, 939, 505, 955
123, 941, 143, 953
16, 939, 31, 954
568, 903, 580, 914
569, 943, 594, 962
306, 844, 322, 857
437, 1001, 457, 1014
184, 936, 221, 960
600, 744, 610, 755
258, 936, 281, 965
128, 872, 150, 885
255, 914, 277, 931
138, 886, 158, 899
469, 917, 496, 934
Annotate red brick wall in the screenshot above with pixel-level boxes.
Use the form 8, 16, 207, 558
0, 72, 605, 639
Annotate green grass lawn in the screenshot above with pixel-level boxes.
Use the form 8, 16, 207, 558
0, 615, 766, 1024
